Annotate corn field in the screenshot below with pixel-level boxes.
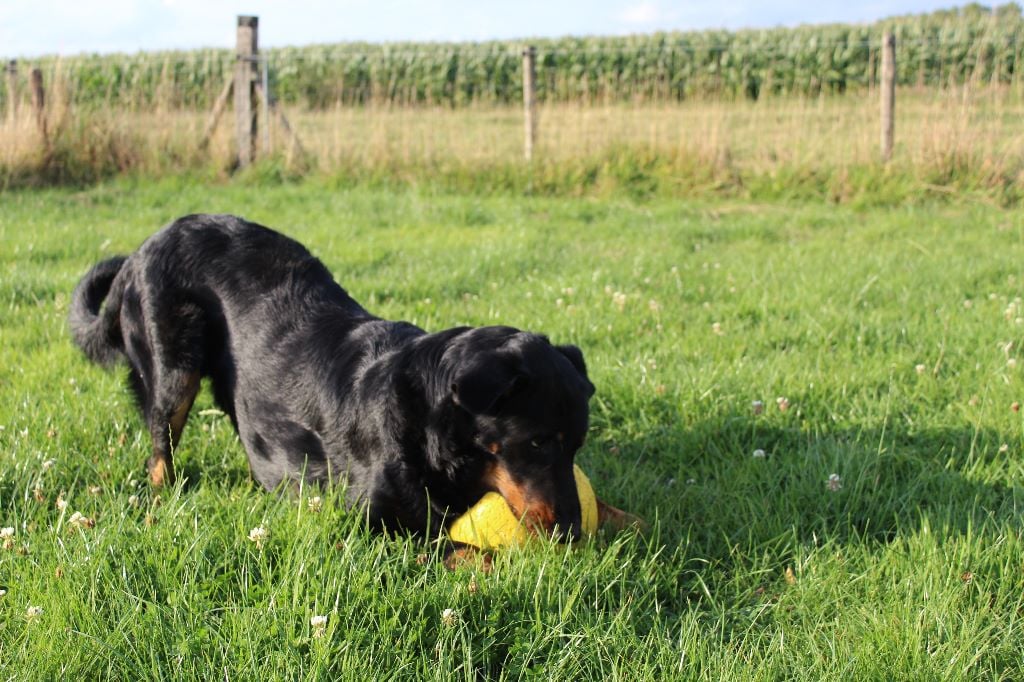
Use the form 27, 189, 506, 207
4, 4, 1024, 111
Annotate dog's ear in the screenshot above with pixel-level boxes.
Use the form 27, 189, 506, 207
451, 358, 523, 415
557, 344, 595, 398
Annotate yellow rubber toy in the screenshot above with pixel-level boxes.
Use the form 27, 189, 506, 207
448, 464, 598, 549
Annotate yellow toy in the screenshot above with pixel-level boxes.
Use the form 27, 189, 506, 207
448, 464, 598, 549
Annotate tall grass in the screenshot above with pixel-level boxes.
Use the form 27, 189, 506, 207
3, 82, 1024, 204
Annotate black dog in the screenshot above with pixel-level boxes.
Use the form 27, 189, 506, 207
70, 214, 624, 544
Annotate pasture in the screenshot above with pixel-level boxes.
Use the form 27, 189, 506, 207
0, 179, 1022, 678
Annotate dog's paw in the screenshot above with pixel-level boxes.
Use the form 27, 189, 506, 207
146, 456, 174, 488
442, 545, 494, 573
596, 498, 648, 533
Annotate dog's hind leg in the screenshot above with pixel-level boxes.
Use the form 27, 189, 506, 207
122, 286, 206, 487
146, 369, 201, 487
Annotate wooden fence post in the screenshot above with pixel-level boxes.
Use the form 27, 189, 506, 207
30, 67, 47, 146
522, 46, 537, 161
880, 31, 896, 163
235, 15, 258, 167
5, 60, 16, 124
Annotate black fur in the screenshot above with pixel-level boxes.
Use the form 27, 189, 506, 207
69, 214, 595, 539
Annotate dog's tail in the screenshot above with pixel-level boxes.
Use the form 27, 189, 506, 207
68, 256, 128, 367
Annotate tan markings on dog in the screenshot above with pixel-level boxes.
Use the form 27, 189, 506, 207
443, 547, 493, 573
169, 371, 201, 441
169, 397, 192, 438
150, 371, 199, 488
487, 442, 502, 455
596, 497, 648, 532
483, 463, 556, 533
149, 457, 171, 487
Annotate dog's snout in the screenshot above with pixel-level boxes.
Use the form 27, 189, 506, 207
553, 518, 583, 543
485, 461, 584, 542
550, 496, 583, 542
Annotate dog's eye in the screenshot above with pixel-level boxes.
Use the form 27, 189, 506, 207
529, 436, 554, 450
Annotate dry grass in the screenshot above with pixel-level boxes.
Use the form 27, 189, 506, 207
292, 87, 1024, 168
2, 83, 1024, 199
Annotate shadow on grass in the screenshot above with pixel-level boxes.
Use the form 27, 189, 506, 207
584, 411, 1024, 618
605, 413, 1022, 547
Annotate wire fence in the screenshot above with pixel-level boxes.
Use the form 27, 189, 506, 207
4, 11, 1024, 191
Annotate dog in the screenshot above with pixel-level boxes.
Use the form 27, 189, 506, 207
69, 214, 634, 551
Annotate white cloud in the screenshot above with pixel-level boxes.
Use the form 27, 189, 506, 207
619, 1, 662, 26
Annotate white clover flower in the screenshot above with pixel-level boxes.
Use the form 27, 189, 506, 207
248, 525, 269, 549
915, 364, 926, 374
307, 496, 323, 513
0, 588, 7, 598
68, 511, 95, 529
752, 449, 767, 459
776, 396, 790, 412
41, 459, 56, 471
711, 322, 723, 335
26, 606, 43, 619
0, 527, 14, 538
441, 608, 457, 626
826, 474, 842, 492
56, 496, 68, 511
751, 400, 764, 415
128, 495, 140, 507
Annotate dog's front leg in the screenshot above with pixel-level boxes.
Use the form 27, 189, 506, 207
439, 541, 494, 573
596, 498, 647, 533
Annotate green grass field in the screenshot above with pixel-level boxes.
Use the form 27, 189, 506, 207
1, 178, 1023, 679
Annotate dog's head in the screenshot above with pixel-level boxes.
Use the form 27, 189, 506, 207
438, 326, 595, 541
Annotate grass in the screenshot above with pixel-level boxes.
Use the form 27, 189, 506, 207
5, 86, 1024, 204
1, 178, 1023, 678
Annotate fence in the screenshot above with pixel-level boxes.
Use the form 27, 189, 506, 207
2, 12, 1022, 187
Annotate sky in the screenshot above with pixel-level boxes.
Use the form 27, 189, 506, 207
0, 0, 972, 58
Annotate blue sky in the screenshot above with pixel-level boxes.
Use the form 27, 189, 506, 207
0, 1, 968, 57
